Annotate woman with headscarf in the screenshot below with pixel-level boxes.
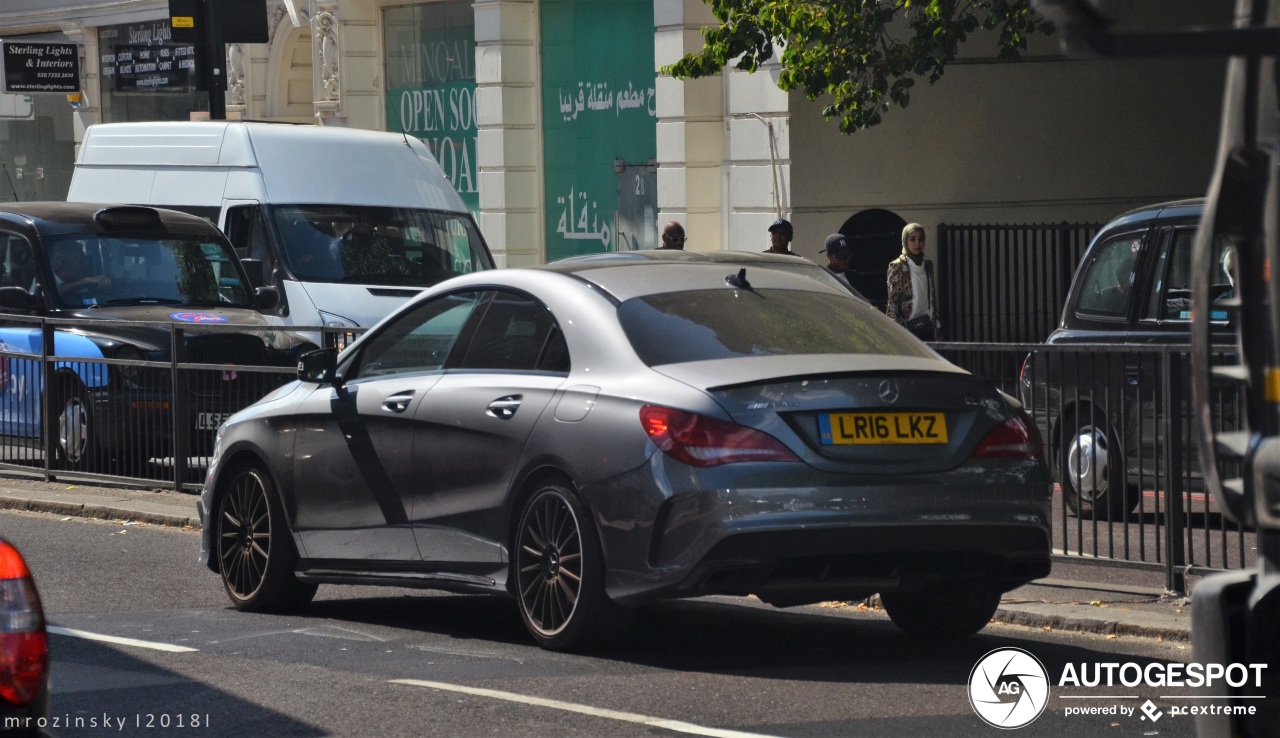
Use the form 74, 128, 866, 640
886, 223, 941, 341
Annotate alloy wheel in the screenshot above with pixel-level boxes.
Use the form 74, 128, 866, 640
218, 469, 272, 601
516, 490, 584, 636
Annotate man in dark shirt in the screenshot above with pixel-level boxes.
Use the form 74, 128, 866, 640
820, 233, 869, 303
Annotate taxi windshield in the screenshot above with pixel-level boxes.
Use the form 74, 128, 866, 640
39, 234, 252, 310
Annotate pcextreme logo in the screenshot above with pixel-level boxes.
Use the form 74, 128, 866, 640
969, 648, 1051, 729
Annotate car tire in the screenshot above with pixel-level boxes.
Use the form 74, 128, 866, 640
54, 383, 99, 471
513, 481, 618, 651
881, 581, 1001, 638
215, 462, 317, 613
1059, 408, 1140, 519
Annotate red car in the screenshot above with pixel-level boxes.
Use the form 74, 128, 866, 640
0, 539, 49, 736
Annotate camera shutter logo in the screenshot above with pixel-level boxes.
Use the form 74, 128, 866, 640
969, 647, 1050, 729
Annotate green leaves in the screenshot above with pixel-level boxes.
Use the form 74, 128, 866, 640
662, 0, 1054, 134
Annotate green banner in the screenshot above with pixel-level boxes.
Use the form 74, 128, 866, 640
540, 0, 657, 260
383, 2, 478, 215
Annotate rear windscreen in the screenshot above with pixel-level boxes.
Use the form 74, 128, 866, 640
617, 289, 934, 366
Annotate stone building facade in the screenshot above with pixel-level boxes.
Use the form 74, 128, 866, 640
0, 0, 1228, 269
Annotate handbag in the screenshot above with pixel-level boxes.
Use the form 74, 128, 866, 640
904, 314, 934, 340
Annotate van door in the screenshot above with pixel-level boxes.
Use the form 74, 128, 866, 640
222, 201, 287, 317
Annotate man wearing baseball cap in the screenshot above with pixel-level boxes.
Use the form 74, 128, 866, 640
820, 233, 869, 303
765, 218, 797, 255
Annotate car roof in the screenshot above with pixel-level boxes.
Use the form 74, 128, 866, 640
546, 250, 815, 269
0, 202, 222, 239
1099, 198, 1204, 233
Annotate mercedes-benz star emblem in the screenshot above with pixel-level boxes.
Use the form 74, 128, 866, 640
878, 380, 900, 404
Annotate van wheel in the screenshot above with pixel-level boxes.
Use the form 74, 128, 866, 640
1059, 409, 1139, 518
55, 384, 99, 471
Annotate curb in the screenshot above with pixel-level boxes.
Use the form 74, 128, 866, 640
0, 495, 200, 530
993, 606, 1190, 642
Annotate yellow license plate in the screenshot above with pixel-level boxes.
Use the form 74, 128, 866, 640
819, 412, 948, 445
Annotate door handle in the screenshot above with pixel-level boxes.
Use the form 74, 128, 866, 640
487, 395, 523, 419
383, 391, 415, 413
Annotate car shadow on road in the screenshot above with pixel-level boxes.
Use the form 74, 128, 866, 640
301, 590, 1185, 686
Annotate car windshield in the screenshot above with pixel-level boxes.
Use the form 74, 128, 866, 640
40, 233, 252, 310
618, 288, 933, 366
270, 205, 491, 287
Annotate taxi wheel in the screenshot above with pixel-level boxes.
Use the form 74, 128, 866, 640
881, 581, 1001, 638
55, 384, 100, 471
216, 463, 316, 613
513, 481, 618, 651
1059, 408, 1139, 519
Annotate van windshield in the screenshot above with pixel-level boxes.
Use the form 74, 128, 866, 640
37, 234, 252, 310
270, 205, 492, 287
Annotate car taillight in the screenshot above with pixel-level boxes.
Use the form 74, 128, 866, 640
972, 412, 1044, 462
640, 405, 799, 467
0, 540, 47, 708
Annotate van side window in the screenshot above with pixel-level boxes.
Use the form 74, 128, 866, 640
1076, 233, 1142, 319
224, 206, 275, 276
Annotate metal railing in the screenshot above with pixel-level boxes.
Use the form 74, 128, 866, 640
934, 341, 1253, 594
0, 315, 366, 492
0, 315, 1248, 593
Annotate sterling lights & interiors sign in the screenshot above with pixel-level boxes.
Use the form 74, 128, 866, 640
1, 41, 80, 94
969, 647, 1269, 729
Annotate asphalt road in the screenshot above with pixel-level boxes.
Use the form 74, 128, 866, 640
2, 508, 1224, 738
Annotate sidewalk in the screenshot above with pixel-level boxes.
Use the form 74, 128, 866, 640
0, 473, 1195, 642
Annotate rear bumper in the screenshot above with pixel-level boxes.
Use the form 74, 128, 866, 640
588, 454, 1053, 606
671, 523, 1051, 606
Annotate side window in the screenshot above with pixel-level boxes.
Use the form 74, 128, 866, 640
352, 291, 481, 379
224, 205, 275, 274
1076, 233, 1142, 319
460, 291, 567, 372
0, 234, 35, 292
1148, 229, 1233, 322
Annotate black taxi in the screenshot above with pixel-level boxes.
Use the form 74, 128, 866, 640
1019, 199, 1238, 517
0, 203, 313, 476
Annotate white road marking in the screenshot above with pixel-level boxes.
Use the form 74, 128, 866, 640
391, 678, 782, 738
48, 626, 199, 653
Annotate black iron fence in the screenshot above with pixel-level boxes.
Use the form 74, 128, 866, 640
0, 316, 1251, 594
936, 223, 1101, 343
934, 341, 1254, 594
0, 315, 365, 491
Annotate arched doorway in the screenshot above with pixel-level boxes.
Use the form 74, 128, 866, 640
839, 208, 907, 311
266, 25, 315, 122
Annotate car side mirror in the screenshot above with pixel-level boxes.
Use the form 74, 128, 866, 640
254, 286, 280, 311
0, 286, 38, 313
240, 258, 265, 288
298, 347, 341, 386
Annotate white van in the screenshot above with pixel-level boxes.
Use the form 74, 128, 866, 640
67, 121, 494, 331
